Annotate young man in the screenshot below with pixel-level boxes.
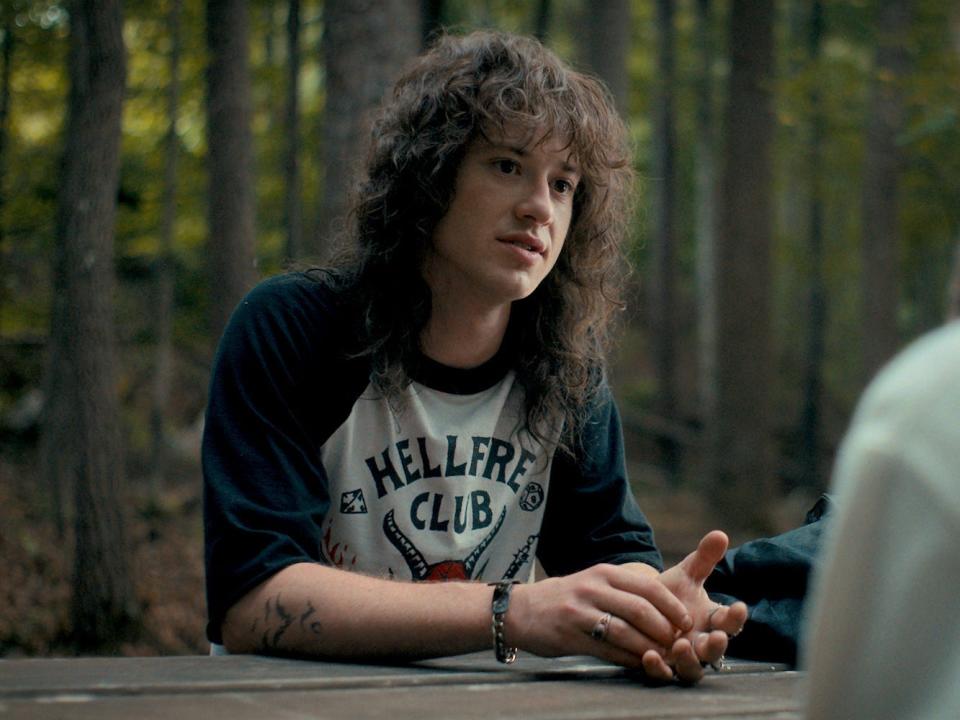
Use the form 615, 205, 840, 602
203, 31, 746, 683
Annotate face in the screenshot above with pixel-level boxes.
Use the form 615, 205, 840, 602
423, 125, 580, 317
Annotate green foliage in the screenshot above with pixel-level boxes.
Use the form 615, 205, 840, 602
1, 0, 959, 476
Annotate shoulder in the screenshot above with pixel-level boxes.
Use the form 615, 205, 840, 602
837, 321, 960, 504
224, 272, 357, 348
210, 271, 366, 389
233, 271, 347, 326
574, 375, 618, 439
853, 321, 960, 432
559, 374, 621, 467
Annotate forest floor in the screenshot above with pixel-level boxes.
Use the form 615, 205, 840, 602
0, 441, 818, 658
0, 455, 207, 657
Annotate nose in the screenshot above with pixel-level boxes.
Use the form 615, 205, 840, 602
515, 177, 553, 226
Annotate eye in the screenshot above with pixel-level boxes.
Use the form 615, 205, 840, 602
493, 158, 520, 175
552, 178, 576, 195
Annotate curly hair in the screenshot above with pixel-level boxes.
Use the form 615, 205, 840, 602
324, 30, 635, 448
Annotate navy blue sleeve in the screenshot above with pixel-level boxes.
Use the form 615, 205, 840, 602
202, 274, 368, 644
537, 383, 663, 575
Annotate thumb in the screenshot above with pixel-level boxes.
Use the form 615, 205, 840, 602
678, 530, 729, 584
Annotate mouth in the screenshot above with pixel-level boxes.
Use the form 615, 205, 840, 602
498, 233, 546, 255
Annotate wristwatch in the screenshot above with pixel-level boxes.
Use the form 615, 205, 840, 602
490, 581, 519, 664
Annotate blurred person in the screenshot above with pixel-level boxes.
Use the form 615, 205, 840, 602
803, 321, 960, 718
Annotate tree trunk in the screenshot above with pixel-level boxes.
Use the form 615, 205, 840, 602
206, 0, 257, 345
948, 240, 960, 321
533, 0, 551, 42
150, 0, 182, 498
44, 0, 139, 650
316, 0, 420, 260
694, 0, 718, 432
711, 0, 777, 530
421, 0, 445, 48
283, 0, 303, 262
780, 0, 809, 244
860, 0, 910, 385
578, 0, 630, 116
261, 5, 281, 136
798, 0, 826, 490
946, 7, 960, 322
651, 0, 680, 483
41, 287, 70, 538
0, 6, 13, 336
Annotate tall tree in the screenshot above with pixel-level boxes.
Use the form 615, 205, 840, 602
150, 0, 183, 496
421, 0, 445, 48
206, 0, 256, 344
694, 0, 718, 426
798, 0, 826, 490
860, 0, 911, 385
43, 0, 138, 649
261, 4, 284, 136
283, 0, 303, 261
316, 0, 420, 259
0, 3, 13, 334
947, 4, 960, 322
711, 0, 777, 529
578, 0, 630, 116
949, 241, 960, 320
651, 0, 680, 483
533, 0, 551, 42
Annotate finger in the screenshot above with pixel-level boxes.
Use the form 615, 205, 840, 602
677, 531, 729, 584
584, 628, 665, 672
610, 570, 693, 634
641, 649, 674, 682
692, 630, 729, 666
670, 637, 704, 685
596, 612, 670, 659
591, 644, 653, 670
603, 593, 686, 648
707, 601, 748, 636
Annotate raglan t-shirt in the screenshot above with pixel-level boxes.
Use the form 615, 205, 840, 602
202, 273, 662, 645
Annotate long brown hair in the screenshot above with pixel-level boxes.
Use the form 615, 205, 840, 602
323, 30, 635, 448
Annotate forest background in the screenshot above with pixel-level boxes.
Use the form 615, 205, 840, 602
0, 0, 958, 657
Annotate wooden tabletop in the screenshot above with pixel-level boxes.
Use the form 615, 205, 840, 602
0, 652, 804, 719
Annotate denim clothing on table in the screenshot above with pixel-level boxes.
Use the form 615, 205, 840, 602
706, 496, 831, 665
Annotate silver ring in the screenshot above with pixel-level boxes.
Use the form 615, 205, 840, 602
710, 655, 725, 672
591, 612, 613, 642
707, 605, 723, 628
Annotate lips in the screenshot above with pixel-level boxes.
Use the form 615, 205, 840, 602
498, 232, 546, 255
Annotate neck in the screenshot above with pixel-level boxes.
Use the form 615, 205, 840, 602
421, 302, 511, 368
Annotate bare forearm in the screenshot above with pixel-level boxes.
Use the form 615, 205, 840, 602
221, 562, 493, 659
219, 541, 744, 685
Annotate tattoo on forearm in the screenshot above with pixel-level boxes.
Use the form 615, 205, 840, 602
271, 594, 293, 647
300, 600, 323, 636
257, 594, 321, 652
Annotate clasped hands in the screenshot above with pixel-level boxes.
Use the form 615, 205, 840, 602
506, 530, 748, 684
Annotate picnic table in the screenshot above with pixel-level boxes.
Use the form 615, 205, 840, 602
0, 651, 803, 719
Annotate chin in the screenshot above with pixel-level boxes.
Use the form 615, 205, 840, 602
485, 271, 548, 306
501, 284, 538, 304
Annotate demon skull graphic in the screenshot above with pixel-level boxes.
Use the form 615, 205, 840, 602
382, 506, 507, 581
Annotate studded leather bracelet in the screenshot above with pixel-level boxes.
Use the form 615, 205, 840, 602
489, 580, 519, 664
